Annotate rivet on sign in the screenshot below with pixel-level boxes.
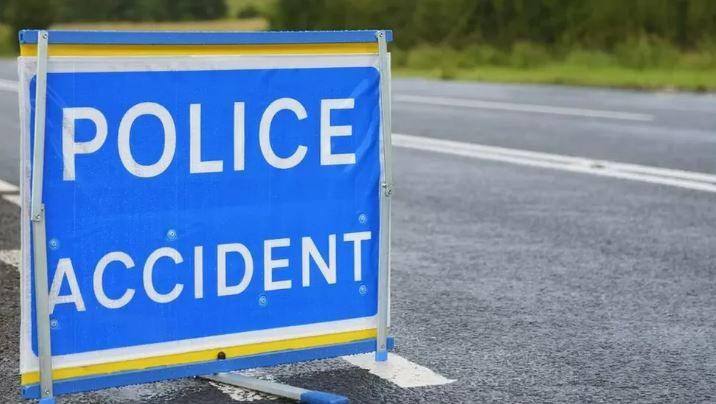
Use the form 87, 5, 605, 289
217, 351, 226, 360
50, 319, 58, 329
166, 229, 177, 241
48, 238, 59, 250
258, 295, 268, 307
358, 213, 368, 224
359, 284, 368, 295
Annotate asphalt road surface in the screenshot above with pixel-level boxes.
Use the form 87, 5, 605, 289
1, 58, 715, 403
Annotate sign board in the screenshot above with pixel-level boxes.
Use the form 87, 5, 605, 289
18, 30, 393, 399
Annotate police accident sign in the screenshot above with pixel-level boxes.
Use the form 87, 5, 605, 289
17, 30, 393, 397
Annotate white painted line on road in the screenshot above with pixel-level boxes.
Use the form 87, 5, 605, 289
394, 133, 716, 193
0, 78, 18, 93
394, 94, 655, 122
0, 179, 21, 207
0, 249, 20, 269
0, 178, 18, 193
343, 353, 455, 388
2, 194, 21, 206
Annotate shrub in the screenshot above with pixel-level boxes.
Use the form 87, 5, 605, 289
458, 44, 509, 67
614, 37, 680, 69
510, 41, 552, 68
564, 49, 616, 67
236, 5, 260, 19
3, 0, 54, 53
406, 44, 460, 70
0, 25, 14, 56
390, 47, 408, 68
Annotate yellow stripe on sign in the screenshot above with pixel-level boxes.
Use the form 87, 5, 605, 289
19, 43, 379, 57
20, 328, 377, 385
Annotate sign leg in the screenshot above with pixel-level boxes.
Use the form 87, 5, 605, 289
30, 30, 55, 403
375, 30, 393, 363
201, 374, 348, 404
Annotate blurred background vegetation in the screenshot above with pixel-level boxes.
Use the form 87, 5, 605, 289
1, 0, 715, 91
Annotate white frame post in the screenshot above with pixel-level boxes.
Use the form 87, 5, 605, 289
30, 30, 55, 403
375, 30, 392, 362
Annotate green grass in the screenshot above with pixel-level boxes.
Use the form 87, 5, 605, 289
395, 65, 716, 92
394, 43, 716, 92
4, 20, 714, 92
0, 25, 15, 57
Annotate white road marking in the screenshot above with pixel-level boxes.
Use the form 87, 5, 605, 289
0, 179, 21, 207
394, 94, 655, 122
2, 194, 21, 206
0, 178, 18, 193
0, 78, 18, 93
393, 133, 716, 193
342, 353, 455, 388
0, 249, 20, 269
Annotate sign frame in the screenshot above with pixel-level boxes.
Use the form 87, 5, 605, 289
18, 29, 394, 401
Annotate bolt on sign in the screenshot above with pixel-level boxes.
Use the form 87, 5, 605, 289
17, 30, 394, 401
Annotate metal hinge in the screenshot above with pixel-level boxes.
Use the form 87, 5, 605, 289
382, 182, 393, 197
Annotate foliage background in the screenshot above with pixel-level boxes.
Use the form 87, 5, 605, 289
269, 0, 716, 51
1, 0, 715, 90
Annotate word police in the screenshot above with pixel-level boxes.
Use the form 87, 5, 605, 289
49, 231, 371, 313
62, 97, 357, 180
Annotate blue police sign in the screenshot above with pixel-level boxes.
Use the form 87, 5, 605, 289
18, 30, 393, 399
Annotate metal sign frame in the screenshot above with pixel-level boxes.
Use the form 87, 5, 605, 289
19, 29, 394, 402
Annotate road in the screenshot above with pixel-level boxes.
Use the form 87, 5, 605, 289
1, 58, 715, 403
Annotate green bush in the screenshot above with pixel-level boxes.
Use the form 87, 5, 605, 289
406, 45, 459, 70
390, 47, 408, 67
457, 44, 509, 67
614, 37, 680, 69
510, 42, 553, 68
564, 49, 616, 67
0, 24, 14, 56
678, 51, 716, 69
676, 41, 716, 69
2, 0, 54, 53
236, 5, 260, 19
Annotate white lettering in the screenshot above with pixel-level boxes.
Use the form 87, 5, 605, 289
320, 99, 356, 165
259, 98, 308, 169
234, 102, 246, 171
93, 251, 135, 309
62, 107, 108, 181
302, 234, 336, 286
343, 231, 371, 282
217, 243, 254, 296
194, 246, 204, 299
264, 238, 292, 290
118, 102, 176, 178
49, 258, 86, 314
190, 104, 223, 174
143, 247, 184, 303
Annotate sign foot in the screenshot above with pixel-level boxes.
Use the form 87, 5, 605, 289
201, 373, 349, 403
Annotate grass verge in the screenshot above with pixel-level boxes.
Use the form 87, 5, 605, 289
51, 18, 267, 31
395, 65, 716, 92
